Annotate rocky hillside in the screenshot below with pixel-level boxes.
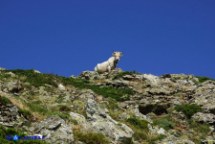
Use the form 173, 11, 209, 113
0, 68, 214, 144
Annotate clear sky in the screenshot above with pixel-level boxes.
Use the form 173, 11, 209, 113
0, 0, 214, 78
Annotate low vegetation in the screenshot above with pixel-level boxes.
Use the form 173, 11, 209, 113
127, 116, 148, 129
0, 96, 11, 105
4, 69, 135, 101
126, 116, 165, 143
196, 76, 215, 83
153, 116, 174, 130
0, 73, 11, 79
189, 120, 211, 143
175, 104, 202, 119
74, 130, 109, 144
61, 77, 135, 101
6, 69, 59, 87
113, 71, 140, 80
18, 109, 34, 121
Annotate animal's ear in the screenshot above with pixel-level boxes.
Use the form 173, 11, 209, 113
120, 52, 123, 56
112, 52, 116, 56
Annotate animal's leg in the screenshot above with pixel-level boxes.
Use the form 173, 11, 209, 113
107, 65, 111, 72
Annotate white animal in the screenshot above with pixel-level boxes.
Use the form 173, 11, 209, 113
94, 51, 123, 73
58, 83, 66, 91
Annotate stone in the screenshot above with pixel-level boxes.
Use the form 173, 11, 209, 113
69, 112, 89, 129
29, 116, 74, 143
148, 124, 166, 135
2, 80, 23, 93
192, 112, 215, 124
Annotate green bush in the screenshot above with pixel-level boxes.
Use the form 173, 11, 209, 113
89, 85, 134, 101
189, 120, 211, 143
153, 118, 174, 130
175, 104, 202, 119
196, 76, 215, 83
0, 73, 11, 79
0, 96, 11, 105
127, 116, 148, 129
74, 130, 109, 144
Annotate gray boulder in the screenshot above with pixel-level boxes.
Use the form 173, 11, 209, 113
192, 112, 215, 124
2, 80, 22, 93
29, 116, 74, 144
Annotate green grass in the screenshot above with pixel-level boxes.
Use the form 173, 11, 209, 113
113, 71, 140, 80
189, 120, 211, 143
89, 85, 134, 101
126, 116, 166, 143
127, 116, 148, 129
74, 130, 109, 144
0, 73, 11, 79
25, 101, 70, 120
6, 69, 60, 87
61, 77, 135, 101
175, 104, 202, 119
126, 116, 149, 142
0, 96, 11, 105
26, 101, 49, 115
153, 117, 174, 130
196, 76, 215, 83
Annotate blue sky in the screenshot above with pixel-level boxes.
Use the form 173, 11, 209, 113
0, 0, 214, 78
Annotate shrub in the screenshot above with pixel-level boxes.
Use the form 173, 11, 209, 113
89, 85, 134, 101
196, 76, 215, 83
0, 73, 11, 79
127, 116, 148, 129
153, 117, 174, 130
189, 120, 211, 143
175, 104, 202, 119
132, 128, 148, 141
74, 130, 109, 144
0, 96, 11, 105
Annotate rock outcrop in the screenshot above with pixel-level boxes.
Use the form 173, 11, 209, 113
86, 98, 134, 143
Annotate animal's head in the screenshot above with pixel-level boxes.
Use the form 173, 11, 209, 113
112, 51, 123, 60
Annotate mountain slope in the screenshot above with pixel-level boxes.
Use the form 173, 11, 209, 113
0, 69, 214, 144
